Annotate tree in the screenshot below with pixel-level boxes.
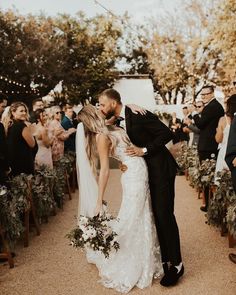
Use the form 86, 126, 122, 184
0, 10, 122, 105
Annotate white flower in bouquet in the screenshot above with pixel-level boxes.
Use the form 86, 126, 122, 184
0, 187, 7, 196
104, 227, 113, 237
82, 233, 89, 241
87, 227, 97, 238
79, 216, 88, 226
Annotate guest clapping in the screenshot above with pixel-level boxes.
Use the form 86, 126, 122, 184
48, 106, 76, 163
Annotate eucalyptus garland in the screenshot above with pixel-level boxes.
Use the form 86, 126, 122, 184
8, 173, 32, 213
32, 166, 57, 219
0, 186, 24, 246
53, 152, 76, 208
205, 169, 236, 237
227, 203, 236, 239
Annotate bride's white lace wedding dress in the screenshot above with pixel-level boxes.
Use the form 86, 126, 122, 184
86, 128, 163, 293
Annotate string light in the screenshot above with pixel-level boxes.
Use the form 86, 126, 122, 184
0, 74, 41, 96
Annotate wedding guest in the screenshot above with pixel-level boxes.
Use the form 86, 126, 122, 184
30, 98, 44, 123
0, 94, 8, 184
184, 101, 204, 146
34, 109, 53, 169
225, 94, 236, 266
61, 105, 76, 152
180, 106, 190, 144
48, 106, 76, 163
192, 85, 224, 212
169, 112, 182, 144
4, 102, 37, 176
214, 95, 236, 183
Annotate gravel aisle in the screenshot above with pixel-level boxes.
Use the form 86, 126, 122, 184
0, 171, 235, 295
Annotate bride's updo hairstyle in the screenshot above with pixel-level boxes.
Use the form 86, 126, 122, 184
78, 104, 115, 173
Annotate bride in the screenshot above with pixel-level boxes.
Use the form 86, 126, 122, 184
76, 104, 163, 293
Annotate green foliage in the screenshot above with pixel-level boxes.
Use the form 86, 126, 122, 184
207, 170, 236, 231
33, 166, 57, 219
67, 212, 120, 259
0, 186, 24, 246
0, 10, 121, 105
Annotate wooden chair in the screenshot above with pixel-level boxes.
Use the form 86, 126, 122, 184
70, 161, 77, 193
24, 179, 40, 247
64, 170, 72, 200
0, 225, 14, 268
228, 233, 236, 248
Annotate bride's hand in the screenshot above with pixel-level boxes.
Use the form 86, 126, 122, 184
94, 202, 103, 216
126, 104, 147, 115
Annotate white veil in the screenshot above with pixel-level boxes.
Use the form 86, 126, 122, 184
76, 122, 98, 219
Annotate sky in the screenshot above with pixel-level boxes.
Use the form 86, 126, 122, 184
0, 0, 181, 23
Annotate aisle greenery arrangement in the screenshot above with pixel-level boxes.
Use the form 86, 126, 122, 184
206, 169, 236, 238
0, 152, 76, 246
177, 143, 236, 238
0, 185, 24, 246
33, 166, 57, 220
227, 203, 236, 239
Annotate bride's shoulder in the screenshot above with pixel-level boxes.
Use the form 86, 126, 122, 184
95, 132, 110, 143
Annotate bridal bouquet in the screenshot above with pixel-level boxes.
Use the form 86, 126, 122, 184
67, 209, 120, 258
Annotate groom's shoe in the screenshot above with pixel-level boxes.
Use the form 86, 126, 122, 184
160, 264, 184, 287
162, 262, 169, 275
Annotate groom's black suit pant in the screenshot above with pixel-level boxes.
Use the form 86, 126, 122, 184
149, 174, 181, 266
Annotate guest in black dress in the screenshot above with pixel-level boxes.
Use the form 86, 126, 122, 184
4, 102, 37, 176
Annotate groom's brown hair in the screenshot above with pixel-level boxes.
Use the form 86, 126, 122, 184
99, 89, 122, 104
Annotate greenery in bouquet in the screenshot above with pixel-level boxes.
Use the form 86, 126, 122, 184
207, 170, 236, 229
32, 166, 57, 219
0, 186, 24, 246
67, 211, 120, 258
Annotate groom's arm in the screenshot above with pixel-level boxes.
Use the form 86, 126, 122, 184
126, 111, 174, 157
136, 111, 174, 154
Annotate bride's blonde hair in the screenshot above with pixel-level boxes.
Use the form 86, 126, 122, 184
77, 104, 116, 173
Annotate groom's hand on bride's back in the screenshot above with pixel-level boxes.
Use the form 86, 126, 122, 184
126, 146, 145, 157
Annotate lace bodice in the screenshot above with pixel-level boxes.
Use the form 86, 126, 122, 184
109, 127, 134, 163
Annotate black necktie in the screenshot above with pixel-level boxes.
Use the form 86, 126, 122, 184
115, 116, 124, 127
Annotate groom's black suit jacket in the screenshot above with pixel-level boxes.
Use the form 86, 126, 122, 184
125, 106, 178, 183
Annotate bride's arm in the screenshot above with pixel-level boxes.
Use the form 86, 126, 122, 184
94, 133, 110, 216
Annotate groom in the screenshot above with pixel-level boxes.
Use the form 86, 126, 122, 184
98, 89, 184, 287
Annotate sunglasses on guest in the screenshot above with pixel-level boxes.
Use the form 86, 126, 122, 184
55, 111, 62, 114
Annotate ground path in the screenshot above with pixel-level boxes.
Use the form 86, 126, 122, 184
0, 171, 235, 295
